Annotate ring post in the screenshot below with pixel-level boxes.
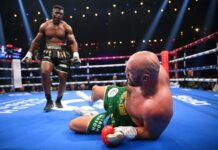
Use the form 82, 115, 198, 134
12, 59, 22, 90
161, 50, 169, 77
216, 43, 218, 73
86, 61, 90, 87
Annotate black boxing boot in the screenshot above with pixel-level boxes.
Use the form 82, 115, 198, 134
55, 96, 63, 108
44, 94, 54, 112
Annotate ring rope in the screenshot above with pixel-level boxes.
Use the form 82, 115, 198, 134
21, 68, 40, 71
21, 79, 127, 87
169, 48, 218, 63
89, 79, 126, 84
81, 56, 130, 61
0, 68, 12, 71
170, 65, 217, 72
170, 78, 216, 83
0, 77, 13, 80
0, 85, 13, 88
70, 63, 126, 69
69, 73, 126, 77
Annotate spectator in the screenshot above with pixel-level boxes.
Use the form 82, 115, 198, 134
213, 77, 218, 92
185, 70, 199, 89
112, 73, 118, 86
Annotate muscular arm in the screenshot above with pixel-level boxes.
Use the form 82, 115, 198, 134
135, 126, 154, 139
29, 23, 45, 52
66, 25, 78, 53
134, 119, 161, 140
135, 66, 172, 140
135, 98, 172, 140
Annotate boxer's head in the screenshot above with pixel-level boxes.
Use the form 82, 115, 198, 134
52, 5, 64, 24
125, 51, 160, 87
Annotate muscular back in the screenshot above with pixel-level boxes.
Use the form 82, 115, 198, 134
126, 66, 173, 138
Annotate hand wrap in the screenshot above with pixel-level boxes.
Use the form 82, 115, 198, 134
70, 52, 81, 68
21, 51, 33, 63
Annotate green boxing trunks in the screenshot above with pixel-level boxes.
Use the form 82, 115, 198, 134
87, 85, 137, 133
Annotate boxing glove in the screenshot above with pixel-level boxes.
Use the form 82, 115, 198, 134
70, 52, 81, 68
101, 126, 137, 147
101, 125, 115, 146
21, 51, 33, 63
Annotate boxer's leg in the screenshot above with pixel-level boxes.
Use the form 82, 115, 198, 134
41, 61, 54, 112
91, 85, 108, 101
76, 85, 108, 105
69, 115, 94, 133
55, 71, 68, 108
69, 112, 107, 133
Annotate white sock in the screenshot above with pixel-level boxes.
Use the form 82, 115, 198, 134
76, 91, 92, 102
73, 107, 98, 116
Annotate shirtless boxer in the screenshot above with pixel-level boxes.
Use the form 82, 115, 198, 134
22, 5, 80, 112
69, 51, 173, 145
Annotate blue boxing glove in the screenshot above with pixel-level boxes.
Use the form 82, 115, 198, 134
106, 126, 137, 146
70, 52, 81, 68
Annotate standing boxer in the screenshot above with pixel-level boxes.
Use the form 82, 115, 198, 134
22, 5, 81, 112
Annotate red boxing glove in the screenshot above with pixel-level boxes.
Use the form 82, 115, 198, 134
101, 125, 115, 146
101, 126, 137, 147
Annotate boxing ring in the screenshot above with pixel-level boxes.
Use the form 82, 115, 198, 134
0, 32, 218, 150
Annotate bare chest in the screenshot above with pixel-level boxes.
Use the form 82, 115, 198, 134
45, 24, 66, 39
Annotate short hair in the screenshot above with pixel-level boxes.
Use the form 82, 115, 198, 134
53, 5, 64, 10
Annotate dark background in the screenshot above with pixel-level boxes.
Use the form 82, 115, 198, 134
0, 0, 217, 58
